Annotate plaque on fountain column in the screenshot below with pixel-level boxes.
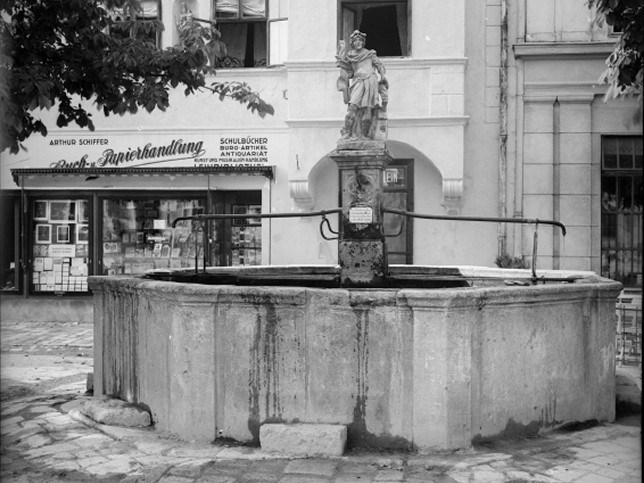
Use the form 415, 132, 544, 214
349, 205, 374, 224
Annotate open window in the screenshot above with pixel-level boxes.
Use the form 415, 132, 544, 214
110, 0, 162, 46
339, 0, 409, 57
213, 0, 287, 67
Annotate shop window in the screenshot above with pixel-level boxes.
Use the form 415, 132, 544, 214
339, 1, 409, 57
383, 160, 413, 264
110, 0, 162, 46
209, 191, 262, 266
213, 0, 288, 67
30, 198, 91, 294
601, 136, 643, 288
101, 198, 206, 275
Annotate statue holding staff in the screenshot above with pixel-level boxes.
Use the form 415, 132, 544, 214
336, 30, 389, 140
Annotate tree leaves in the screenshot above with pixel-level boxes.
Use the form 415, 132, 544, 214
0, 0, 273, 154
587, 0, 643, 105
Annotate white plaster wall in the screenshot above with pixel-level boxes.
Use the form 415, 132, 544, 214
525, 0, 608, 42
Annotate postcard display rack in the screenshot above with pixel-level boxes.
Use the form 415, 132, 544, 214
102, 199, 206, 275
32, 199, 90, 293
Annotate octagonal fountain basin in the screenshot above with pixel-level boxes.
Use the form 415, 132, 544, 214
89, 265, 621, 451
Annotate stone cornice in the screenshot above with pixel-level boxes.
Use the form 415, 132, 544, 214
286, 116, 469, 128
284, 57, 468, 72
513, 41, 615, 59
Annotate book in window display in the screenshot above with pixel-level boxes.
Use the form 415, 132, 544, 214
76, 224, 89, 244
55, 225, 71, 244
77, 200, 89, 223
49, 201, 75, 222
35, 224, 52, 244
34, 200, 49, 221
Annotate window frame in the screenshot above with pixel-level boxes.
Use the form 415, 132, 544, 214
337, 0, 411, 57
27, 194, 94, 296
600, 136, 643, 288
109, 0, 162, 47
212, 0, 287, 67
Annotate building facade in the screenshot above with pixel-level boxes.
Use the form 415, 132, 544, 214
0, 0, 641, 316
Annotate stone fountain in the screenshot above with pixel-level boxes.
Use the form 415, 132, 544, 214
89, 34, 621, 451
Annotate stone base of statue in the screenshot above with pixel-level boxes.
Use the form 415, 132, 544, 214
336, 139, 386, 151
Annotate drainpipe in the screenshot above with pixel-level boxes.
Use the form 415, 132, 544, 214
497, 0, 509, 256
552, 98, 561, 269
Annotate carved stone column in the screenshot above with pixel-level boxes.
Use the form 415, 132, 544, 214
331, 140, 392, 287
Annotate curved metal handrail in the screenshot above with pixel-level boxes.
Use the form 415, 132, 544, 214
381, 208, 566, 237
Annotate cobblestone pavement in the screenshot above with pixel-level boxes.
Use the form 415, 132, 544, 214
1, 320, 642, 482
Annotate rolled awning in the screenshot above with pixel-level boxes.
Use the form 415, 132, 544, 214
11, 165, 274, 185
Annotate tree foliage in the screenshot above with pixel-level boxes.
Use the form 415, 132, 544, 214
588, 0, 643, 103
0, 0, 273, 154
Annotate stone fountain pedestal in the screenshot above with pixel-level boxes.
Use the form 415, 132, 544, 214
331, 140, 391, 287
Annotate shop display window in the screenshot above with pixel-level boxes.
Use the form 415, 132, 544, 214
31, 198, 91, 293
231, 204, 262, 266
101, 198, 206, 275
209, 192, 262, 266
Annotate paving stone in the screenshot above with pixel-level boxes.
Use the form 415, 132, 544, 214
261, 423, 346, 457
1, 403, 30, 417
373, 468, 404, 481
78, 456, 111, 469
335, 476, 374, 483
574, 473, 615, 483
194, 476, 236, 483
167, 461, 209, 478
279, 477, 331, 483
84, 458, 137, 476
1, 426, 45, 445
235, 471, 282, 482
217, 447, 279, 460
15, 433, 53, 449
0, 423, 22, 437
284, 458, 338, 478
157, 476, 193, 483
545, 467, 590, 482
0, 416, 24, 427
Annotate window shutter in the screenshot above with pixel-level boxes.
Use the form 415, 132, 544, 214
268, 0, 287, 65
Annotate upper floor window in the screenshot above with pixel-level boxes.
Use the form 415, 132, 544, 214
339, 1, 409, 57
110, 0, 162, 46
212, 0, 287, 68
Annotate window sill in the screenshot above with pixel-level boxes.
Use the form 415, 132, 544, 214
212, 65, 286, 77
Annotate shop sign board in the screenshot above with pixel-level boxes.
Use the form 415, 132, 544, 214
43, 135, 275, 170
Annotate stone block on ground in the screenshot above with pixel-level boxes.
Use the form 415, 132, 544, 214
79, 396, 151, 428
260, 423, 347, 457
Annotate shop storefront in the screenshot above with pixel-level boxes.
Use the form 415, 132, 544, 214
3, 132, 278, 298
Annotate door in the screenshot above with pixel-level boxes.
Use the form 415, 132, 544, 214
383, 159, 413, 264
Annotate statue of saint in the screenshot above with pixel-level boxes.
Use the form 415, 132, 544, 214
336, 30, 389, 140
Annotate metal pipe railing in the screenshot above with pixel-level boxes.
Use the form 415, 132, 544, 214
171, 208, 343, 228
382, 208, 567, 283
381, 208, 567, 236
172, 209, 343, 274
172, 207, 567, 283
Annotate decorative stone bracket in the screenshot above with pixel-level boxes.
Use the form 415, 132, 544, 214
441, 178, 463, 215
289, 179, 314, 211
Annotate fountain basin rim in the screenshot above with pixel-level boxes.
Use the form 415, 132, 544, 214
89, 265, 622, 307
